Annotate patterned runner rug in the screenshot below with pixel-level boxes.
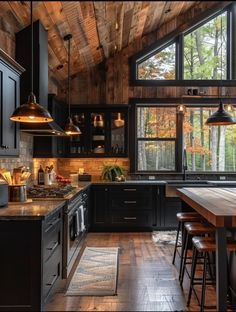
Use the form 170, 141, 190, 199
66, 247, 119, 296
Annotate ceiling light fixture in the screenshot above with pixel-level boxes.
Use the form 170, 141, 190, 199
206, 13, 236, 126
64, 34, 81, 136
10, 1, 53, 123
177, 96, 187, 114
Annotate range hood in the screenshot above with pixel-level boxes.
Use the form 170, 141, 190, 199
16, 21, 66, 136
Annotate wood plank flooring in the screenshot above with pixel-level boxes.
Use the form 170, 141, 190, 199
46, 232, 216, 311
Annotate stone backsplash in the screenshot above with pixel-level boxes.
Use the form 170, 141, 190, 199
0, 132, 33, 173
33, 157, 130, 182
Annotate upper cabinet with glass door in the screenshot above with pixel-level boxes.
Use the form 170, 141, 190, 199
67, 105, 129, 157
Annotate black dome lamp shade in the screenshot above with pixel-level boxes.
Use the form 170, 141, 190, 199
205, 99, 236, 126
64, 34, 81, 136
206, 13, 236, 126
10, 1, 53, 123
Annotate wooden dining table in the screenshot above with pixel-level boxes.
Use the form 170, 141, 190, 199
177, 187, 236, 311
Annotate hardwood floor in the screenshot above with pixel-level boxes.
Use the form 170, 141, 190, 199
46, 232, 216, 311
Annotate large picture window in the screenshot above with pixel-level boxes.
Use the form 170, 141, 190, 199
130, 4, 235, 86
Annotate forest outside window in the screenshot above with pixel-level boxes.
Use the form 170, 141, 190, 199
136, 107, 177, 171
131, 4, 235, 86
184, 107, 236, 171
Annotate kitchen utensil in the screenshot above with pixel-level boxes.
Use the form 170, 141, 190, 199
1, 171, 12, 185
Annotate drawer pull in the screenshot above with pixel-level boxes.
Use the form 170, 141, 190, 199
47, 241, 59, 252
123, 188, 136, 191
45, 218, 60, 233
124, 217, 137, 220
46, 274, 57, 287
124, 200, 137, 204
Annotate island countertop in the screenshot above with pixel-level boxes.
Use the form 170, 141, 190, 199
177, 187, 236, 311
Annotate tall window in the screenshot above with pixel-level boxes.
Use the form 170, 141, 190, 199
136, 106, 177, 171
184, 12, 227, 80
183, 107, 236, 171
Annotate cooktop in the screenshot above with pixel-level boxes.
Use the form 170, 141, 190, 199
27, 184, 75, 199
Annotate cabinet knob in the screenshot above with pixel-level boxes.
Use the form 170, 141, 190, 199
105, 188, 108, 191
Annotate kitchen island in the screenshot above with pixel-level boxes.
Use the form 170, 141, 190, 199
177, 187, 236, 312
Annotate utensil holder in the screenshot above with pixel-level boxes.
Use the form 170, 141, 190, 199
8, 185, 27, 202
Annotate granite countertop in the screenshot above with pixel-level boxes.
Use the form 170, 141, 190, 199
0, 183, 91, 220
0, 200, 65, 220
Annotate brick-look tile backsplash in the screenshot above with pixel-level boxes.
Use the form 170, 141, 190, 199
33, 157, 130, 182
0, 132, 33, 174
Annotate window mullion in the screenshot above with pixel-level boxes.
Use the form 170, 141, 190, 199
177, 34, 184, 80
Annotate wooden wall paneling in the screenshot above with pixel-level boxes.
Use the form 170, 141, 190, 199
122, 3, 134, 48
143, 2, 166, 36
106, 57, 115, 104
115, 2, 124, 51
128, 2, 143, 45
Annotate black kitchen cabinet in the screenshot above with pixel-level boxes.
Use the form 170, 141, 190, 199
65, 105, 129, 157
162, 198, 182, 228
33, 94, 67, 157
91, 184, 159, 231
0, 205, 63, 311
0, 49, 24, 156
92, 185, 109, 228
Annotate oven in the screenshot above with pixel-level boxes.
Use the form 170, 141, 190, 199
63, 191, 88, 278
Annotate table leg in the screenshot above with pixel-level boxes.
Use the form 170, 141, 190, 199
216, 227, 227, 311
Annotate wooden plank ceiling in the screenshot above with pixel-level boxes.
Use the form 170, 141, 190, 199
0, 1, 211, 83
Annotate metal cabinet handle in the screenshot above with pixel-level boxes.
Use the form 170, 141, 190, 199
105, 188, 108, 191
124, 200, 137, 204
46, 274, 57, 286
1, 145, 9, 149
124, 217, 137, 220
123, 188, 136, 191
46, 241, 59, 252
45, 218, 60, 233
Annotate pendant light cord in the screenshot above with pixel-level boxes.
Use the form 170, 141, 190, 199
30, 0, 33, 94
68, 36, 71, 118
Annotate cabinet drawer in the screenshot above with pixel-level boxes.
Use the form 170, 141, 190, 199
111, 210, 152, 226
43, 257, 61, 301
44, 209, 61, 234
44, 223, 61, 262
111, 197, 152, 210
110, 185, 152, 198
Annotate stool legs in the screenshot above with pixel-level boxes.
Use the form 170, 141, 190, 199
172, 221, 181, 265
179, 232, 190, 286
187, 246, 197, 306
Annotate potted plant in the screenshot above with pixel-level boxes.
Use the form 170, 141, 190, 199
101, 164, 125, 181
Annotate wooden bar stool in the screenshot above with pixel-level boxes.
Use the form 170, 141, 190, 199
187, 236, 236, 312
172, 212, 203, 265
179, 222, 215, 286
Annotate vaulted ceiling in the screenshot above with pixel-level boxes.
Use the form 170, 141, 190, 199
0, 1, 226, 84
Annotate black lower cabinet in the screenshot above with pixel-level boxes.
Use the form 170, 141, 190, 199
91, 184, 159, 231
162, 197, 182, 228
0, 206, 63, 311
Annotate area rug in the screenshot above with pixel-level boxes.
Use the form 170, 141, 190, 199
152, 230, 181, 245
66, 247, 119, 296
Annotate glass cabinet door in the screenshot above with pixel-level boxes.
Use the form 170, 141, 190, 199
110, 112, 126, 156
69, 112, 87, 155
90, 112, 106, 155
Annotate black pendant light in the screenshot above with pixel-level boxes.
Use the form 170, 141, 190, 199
64, 34, 81, 136
10, 1, 53, 123
206, 14, 236, 126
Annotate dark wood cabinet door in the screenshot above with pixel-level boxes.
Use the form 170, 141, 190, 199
0, 61, 20, 156
92, 186, 109, 227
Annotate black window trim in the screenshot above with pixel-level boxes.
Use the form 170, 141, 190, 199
130, 97, 236, 175
130, 3, 235, 86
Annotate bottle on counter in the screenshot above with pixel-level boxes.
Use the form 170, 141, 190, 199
38, 165, 44, 185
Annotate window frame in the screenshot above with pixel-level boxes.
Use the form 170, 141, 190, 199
130, 3, 235, 86
130, 97, 236, 174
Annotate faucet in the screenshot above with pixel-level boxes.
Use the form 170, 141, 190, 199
183, 149, 188, 181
